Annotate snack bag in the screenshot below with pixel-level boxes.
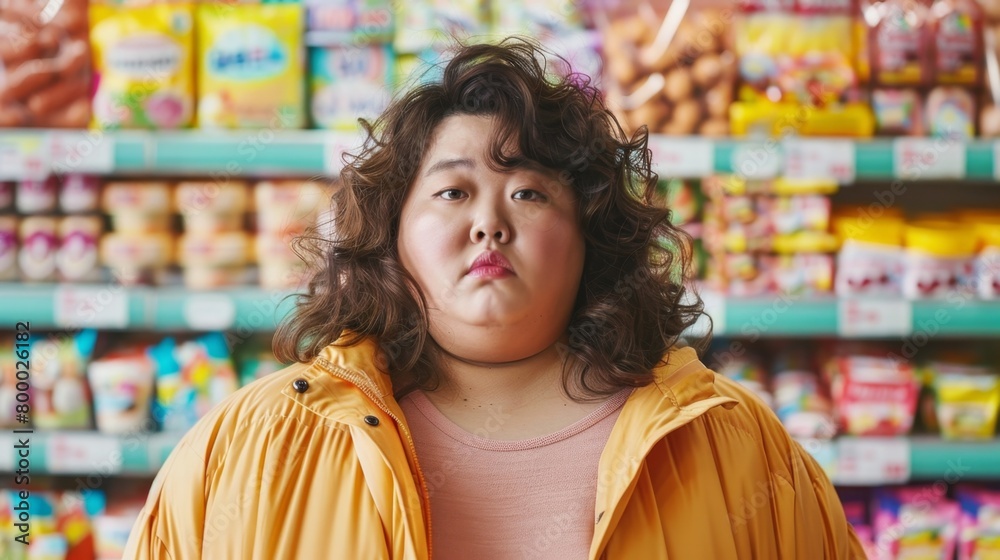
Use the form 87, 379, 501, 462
89, 3, 195, 129
310, 44, 394, 130
829, 356, 920, 436
29, 330, 97, 430
957, 486, 1000, 560
874, 486, 960, 560
196, 3, 305, 129
150, 332, 239, 431
929, 364, 1000, 439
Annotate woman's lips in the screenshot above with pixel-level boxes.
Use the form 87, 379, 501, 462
467, 265, 514, 278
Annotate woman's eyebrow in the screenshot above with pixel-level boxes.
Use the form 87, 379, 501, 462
423, 158, 475, 177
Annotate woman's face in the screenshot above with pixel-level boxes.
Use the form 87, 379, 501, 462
397, 114, 585, 363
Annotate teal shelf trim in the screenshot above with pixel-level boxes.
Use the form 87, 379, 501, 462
910, 437, 1000, 480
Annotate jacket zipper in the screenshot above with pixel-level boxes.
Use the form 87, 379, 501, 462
315, 359, 434, 560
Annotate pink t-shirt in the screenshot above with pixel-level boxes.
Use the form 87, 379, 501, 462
399, 387, 633, 560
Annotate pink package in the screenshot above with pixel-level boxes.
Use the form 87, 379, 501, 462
956, 486, 1000, 560
873, 486, 960, 560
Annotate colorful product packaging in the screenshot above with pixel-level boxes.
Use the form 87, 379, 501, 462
18, 216, 58, 283
150, 332, 239, 432
57, 216, 103, 283
0, 216, 17, 281
828, 356, 920, 436
176, 181, 249, 234
28, 330, 97, 430
102, 181, 174, 234
304, 0, 395, 45
903, 221, 977, 299
926, 363, 1000, 439
974, 220, 1000, 299
957, 486, 1000, 560
772, 351, 837, 439
89, 3, 195, 129
87, 349, 157, 435
874, 486, 960, 560
833, 212, 906, 297
309, 44, 395, 130
196, 3, 305, 129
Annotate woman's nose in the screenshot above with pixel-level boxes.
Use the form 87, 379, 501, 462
471, 208, 510, 244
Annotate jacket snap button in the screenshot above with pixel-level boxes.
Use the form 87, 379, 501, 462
364, 415, 380, 427
292, 379, 309, 393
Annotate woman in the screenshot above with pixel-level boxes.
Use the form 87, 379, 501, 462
124, 38, 864, 559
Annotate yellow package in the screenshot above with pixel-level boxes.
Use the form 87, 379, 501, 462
933, 367, 1000, 440
196, 4, 305, 129
89, 4, 195, 129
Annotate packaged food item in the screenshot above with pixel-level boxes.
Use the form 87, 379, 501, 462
956, 486, 1000, 560
974, 220, 1000, 298
29, 330, 97, 430
872, 88, 925, 135
99, 232, 174, 286
18, 216, 58, 282
304, 0, 395, 45
176, 180, 248, 233
0, 216, 16, 281
149, 332, 240, 432
764, 253, 835, 294
834, 213, 906, 296
0, 0, 91, 128
87, 349, 156, 434
394, 0, 485, 54
56, 490, 105, 560
310, 44, 394, 130
867, 0, 933, 87
930, 0, 984, 87
772, 354, 837, 439
928, 363, 1000, 439
256, 232, 308, 289
927, 85, 977, 137
102, 182, 173, 233
59, 174, 100, 214
15, 177, 57, 214
903, 221, 977, 298
57, 215, 102, 282
874, 486, 960, 560
196, 3, 305, 129
828, 355, 920, 436
89, 3, 195, 129
715, 351, 774, 408
255, 180, 326, 235
94, 513, 138, 560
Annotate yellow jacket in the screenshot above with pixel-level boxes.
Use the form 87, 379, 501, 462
124, 336, 865, 559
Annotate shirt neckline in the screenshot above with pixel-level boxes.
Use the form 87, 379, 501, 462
403, 387, 634, 451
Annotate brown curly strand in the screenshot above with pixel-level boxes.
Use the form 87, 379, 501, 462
273, 36, 709, 401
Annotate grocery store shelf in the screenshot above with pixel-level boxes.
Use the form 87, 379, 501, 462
702, 293, 1000, 338
0, 430, 993, 480
0, 430, 182, 476
2, 130, 999, 180
0, 284, 296, 331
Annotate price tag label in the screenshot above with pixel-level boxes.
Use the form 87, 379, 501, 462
48, 131, 114, 174
46, 433, 122, 475
838, 298, 912, 337
183, 294, 236, 330
648, 137, 715, 178
893, 138, 966, 179
53, 285, 130, 329
731, 142, 783, 179
0, 134, 48, 180
323, 131, 364, 175
783, 139, 855, 184
836, 437, 910, 485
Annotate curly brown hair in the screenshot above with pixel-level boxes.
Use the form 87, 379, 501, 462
273, 36, 708, 400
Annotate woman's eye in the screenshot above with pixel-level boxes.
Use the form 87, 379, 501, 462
513, 189, 547, 201
436, 189, 465, 200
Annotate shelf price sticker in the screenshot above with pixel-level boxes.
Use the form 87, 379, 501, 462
783, 139, 855, 184
54, 285, 130, 329
731, 142, 783, 179
648, 136, 715, 178
893, 138, 966, 179
46, 433, 123, 475
838, 298, 912, 337
48, 131, 114, 174
323, 131, 365, 176
836, 437, 911, 485
0, 134, 48, 180
183, 294, 236, 330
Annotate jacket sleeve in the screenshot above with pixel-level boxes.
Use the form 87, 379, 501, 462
785, 437, 868, 559
123, 424, 212, 560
